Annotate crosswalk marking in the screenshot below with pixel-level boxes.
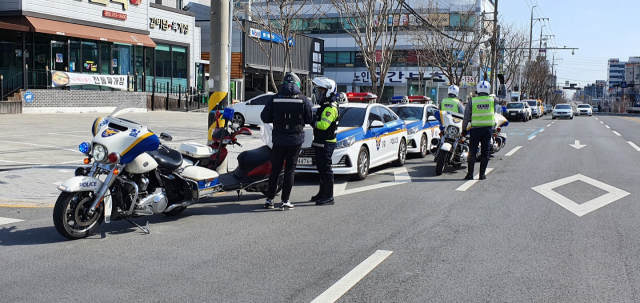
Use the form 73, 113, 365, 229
0, 217, 24, 226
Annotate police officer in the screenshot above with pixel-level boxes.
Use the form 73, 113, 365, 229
310, 77, 341, 205
440, 85, 465, 114
462, 81, 495, 180
260, 73, 313, 210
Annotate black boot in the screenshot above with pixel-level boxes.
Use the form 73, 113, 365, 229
310, 180, 325, 202
316, 180, 334, 205
479, 158, 489, 180
464, 156, 475, 180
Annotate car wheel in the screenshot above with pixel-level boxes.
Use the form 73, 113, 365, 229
232, 113, 245, 127
353, 146, 369, 181
570, 115, 574, 120
393, 138, 407, 166
419, 134, 428, 158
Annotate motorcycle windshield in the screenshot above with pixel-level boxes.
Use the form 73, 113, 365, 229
108, 101, 149, 128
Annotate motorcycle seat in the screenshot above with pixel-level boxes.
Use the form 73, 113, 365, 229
147, 148, 184, 171
236, 146, 272, 171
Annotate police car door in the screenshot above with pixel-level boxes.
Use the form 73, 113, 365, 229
425, 105, 439, 146
378, 106, 403, 158
367, 107, 387, 164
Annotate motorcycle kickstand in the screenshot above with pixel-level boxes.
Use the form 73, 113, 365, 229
236, 190, 242, 202
126, 218, 150, 234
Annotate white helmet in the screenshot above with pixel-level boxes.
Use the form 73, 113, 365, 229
447, 85, 460, 97
477, 81, 491, 94
312, 77, 337, 99
335, 92, 348, 104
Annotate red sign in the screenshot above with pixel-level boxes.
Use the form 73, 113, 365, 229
103, 10, 127, 20
130, 0, 142, 5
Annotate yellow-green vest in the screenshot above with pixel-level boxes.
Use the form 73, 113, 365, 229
470, 96, 495, 127
440, 98, 461, 113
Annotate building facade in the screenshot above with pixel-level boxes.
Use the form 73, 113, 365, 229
0, 0, 201, 100
607, 58, 625, 90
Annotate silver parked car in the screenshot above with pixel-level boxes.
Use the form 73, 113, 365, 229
552, 104, 574, 119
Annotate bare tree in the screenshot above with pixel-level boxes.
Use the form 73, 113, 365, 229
235, 0, 321, 93
407, 1, 486, 87
498, 23, 528, 93
522, 56, 550, 99
331, 0, 403, 100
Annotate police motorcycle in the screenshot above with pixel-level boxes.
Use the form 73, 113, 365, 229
53, 103, 278, 240
490, 114, 509, 154
431, 110, 470, 176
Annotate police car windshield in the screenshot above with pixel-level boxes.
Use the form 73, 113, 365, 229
507, 103, 524, 109
338, 107, 366, 127
390, 107, 423, 121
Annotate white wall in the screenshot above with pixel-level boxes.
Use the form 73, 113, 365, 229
21, 0, 150, 31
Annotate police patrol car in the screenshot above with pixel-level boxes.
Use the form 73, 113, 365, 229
296, 92, 408, 180
388, 96, 441, 158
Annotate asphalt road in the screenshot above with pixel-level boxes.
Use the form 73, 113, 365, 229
2, 112, 640, 302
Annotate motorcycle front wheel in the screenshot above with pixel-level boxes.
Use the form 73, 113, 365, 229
53, 191, 103, 240
435, 150, 447, 176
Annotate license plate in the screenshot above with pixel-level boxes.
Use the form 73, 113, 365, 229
510, 113, 515, 116
297, 157, 312, 165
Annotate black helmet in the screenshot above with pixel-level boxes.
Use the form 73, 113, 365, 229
282, 73, 301, 88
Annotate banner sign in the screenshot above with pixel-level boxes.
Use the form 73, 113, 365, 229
51, 71, 127, 90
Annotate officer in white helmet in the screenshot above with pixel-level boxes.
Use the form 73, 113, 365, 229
440, 85, 465, 114
462, 80, 495, 180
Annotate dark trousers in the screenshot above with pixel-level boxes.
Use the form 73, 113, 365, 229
314, 142, 336, 183
268, 144, 302, 201
469, 127, 492, 160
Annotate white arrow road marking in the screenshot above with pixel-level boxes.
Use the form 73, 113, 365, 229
532, 174, 630, 217
605, 125, 610, 129
569, 140, 586, 149
613, 131, 622, 136
311, 250, 393, 303
628, 141, 640, 152
0, 217, 24, 226
335, 167, 410, 197
505, 146, 522, 156
456, 168, 494, 191
527, 136, 536, 141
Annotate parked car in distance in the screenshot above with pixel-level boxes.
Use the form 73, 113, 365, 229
577, 104, 593, 116
524, 100, 542, 118
506, 102, 532, 122
231, 93, 275, 127
552, 104, 574, 119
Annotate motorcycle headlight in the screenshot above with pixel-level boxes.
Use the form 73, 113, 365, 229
92, 144, 108, 162
446, 126, 459, 136
336, 136, 356, 149
407, 126, 419, 135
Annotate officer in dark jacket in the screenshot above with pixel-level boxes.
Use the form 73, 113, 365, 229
260, 73, 313, 210
310, 77, 340, 205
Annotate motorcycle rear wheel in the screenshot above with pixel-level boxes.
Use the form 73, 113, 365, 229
435, 150, 447, 176
53, 191, 103, 240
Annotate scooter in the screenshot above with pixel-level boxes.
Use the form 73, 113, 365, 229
178, 109, 283, 197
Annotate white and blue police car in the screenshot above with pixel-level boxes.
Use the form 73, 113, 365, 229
296, 93, 408, 180
388, 96, 441, 158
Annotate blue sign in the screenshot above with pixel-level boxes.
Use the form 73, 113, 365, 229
431, 88, 436, 95
554, 90, 563, 94
254, 29, 295, 45
24, 91, 34, 103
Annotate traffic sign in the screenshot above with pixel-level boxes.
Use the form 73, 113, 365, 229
23, 91, 34, 103
431, 88, 436, 95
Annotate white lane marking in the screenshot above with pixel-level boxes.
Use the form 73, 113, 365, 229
540, 129, 545, 132
605, 125, 610, 129
532, 174, 630, 217
456, 168, 494, 191
613, 131, 622, 136
53, 181, 63, 186
0, 130, 87, 137
628, 141, 640, 152
0, 140, 81, 154
311, 250, 393, 303
595, 118, 598, 120
0, 217, 24, 226
504, 146, 522, 157
334, 180, 348, 196
600, 121, 604, 124
0, 159, 41, 165
527, 136, 536, 141
335, 167, 410, 197
547, 124, 551, 127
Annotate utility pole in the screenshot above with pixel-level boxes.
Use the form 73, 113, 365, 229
208, 0, 232, 144
528, 5, 536, 63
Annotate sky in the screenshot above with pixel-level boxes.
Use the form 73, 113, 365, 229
499, 0, 640, 95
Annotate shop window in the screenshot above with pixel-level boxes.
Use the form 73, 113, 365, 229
81, 41, 99, 74
336, 52, 353, 66
113, 44, 132, 76
155, 44, 171, 83
100, 43, 110, 75
172, 46, 187, 88
324, 52, 337, 66
0, 31, 23, 81
69, 39, 80, 73
145, 47, 155, 90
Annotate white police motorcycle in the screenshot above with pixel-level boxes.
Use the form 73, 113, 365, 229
53, 103, 227, 240
431, 110, 470, 175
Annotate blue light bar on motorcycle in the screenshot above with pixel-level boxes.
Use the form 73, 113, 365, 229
223, 107, 235, 121
79, 142, 91, 154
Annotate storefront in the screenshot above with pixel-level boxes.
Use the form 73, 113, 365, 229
0, 0, 200, 100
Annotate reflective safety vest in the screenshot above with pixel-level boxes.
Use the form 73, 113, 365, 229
440, 98, 461, 113
470, 96, 495, 127
313, 101, 339, 143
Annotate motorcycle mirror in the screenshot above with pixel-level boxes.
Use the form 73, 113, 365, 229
160, 132, 173, 141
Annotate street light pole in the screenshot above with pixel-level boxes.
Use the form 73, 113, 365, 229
528, 5, 536, 63
208, 0, 232, 144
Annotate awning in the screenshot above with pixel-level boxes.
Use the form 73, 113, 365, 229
246, 64, 309, 75
0, 20, 30, 32
25, 17, 156, 47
